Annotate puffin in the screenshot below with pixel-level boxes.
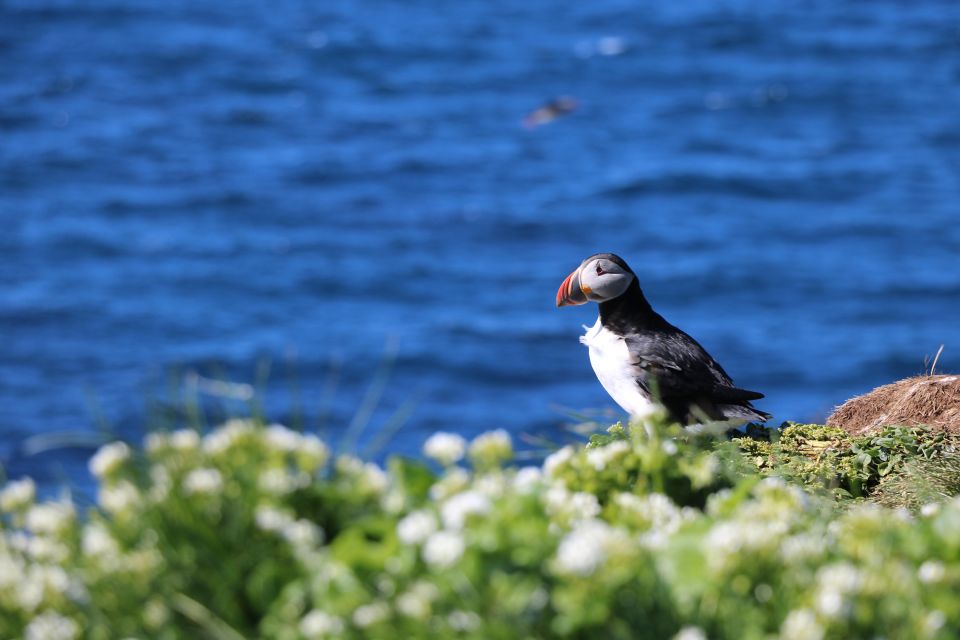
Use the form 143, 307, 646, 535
556, 253, 770, 426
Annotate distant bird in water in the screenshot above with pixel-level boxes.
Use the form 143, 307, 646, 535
523, 96, 578, 128
556, 253, 770, 426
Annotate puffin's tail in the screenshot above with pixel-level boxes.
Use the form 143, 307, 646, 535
718, 403, 771, 424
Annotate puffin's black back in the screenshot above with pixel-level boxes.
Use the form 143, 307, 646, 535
598, 272, 769, 424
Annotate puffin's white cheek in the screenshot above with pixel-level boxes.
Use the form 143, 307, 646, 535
581, 280, 606, 302
585, 275, 622, 301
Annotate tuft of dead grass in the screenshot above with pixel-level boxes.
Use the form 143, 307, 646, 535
870, 453, 960, 511
827, 374, 960, 436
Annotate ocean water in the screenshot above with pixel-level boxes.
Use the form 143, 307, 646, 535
3, 0, 960, 488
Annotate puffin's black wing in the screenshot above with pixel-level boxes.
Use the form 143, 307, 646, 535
624, 328, 765, 406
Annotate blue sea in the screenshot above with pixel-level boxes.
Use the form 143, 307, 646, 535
3, 0, 960, 490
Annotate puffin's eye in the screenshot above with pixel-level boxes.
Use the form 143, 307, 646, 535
596, 265, 605, 275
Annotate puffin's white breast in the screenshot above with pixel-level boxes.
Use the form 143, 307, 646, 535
580, 317, 656, 418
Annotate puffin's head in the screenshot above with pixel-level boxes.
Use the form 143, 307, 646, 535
556, 253, 636, 307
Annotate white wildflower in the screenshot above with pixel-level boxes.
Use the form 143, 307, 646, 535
144, 432, 167, 453
255, 505, 293, 532
89, 441, 130, 478
297, 434, 330, 470
832, 504, 887, 536
448, 610, 481, 632
24, 611, 80, 640
755, 583, 774, 603
423, 432, 466, 466
616, 492, 691, 548
441, 490, 490, 530
183, 468, 223, 495
429, 468, 470, 501
334, 456, 385, 494
555, 520, 617, 576
0, 553, 20, 591
148, 464, 172, 502
258, 468, 306, 495
18, 568, 45, 612
529, 586, 549, 611
468, 429, 513, 465
299, 610, 344, 639
397, 591, 430, 619
815, 589, 843, 618
422, 530, 465, 568
98, 481, 140, 514
586, 448, 608, 471
203, 419, 254, 455
586, 439, 630, 470
18, 535, 69, 562
921, 502, 941, 518
543, 446, 574, 478
123, 547, 163, 575
40, 564, 69, 595
264, 423, 300, 452
571, 491, 602, 519
780, 608, 824, 640
924, 610, 946, 636
673, 627, 707, 640
544, 488, 602, 524
0, 477, 36, 512
376, 575, 396, 596
544, 484, 569, 512
385, 557, 402, 574
819, 563, 861, 591
362, 463, 388, 494
352, 602, 390, 628
661, 439, 679, 455
82, 522, 119, 557
380, 487, 406, 514
8, 531, 30, 553
282, 519, 322, 548
704, 488, 734, 515
780, 533, 825, 563
918, 560, 945, 584
815, 563, 861, 618
144, 598, 170, 629
335, 454, 364, 475
169, 429, 200, 451
25, 502, 74, 536
397, 510, 437, 545
706, 521, 743, 563
396, 582, 437, 619
617, 492, 672, 521
757, 475, 787, 491
474, 472, 506, 499
513, 466, 542, 493
706, 514, 789, 572
687, 453, 720, 487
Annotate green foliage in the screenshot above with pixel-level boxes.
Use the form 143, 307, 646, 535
1, 414, 959, 639
732, 422, 958, 503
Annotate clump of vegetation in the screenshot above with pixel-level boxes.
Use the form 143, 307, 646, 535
1, 413, 959, 639
730, 422, 958, 505
872, 455, 960, 512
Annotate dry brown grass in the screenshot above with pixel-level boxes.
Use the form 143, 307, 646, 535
827, 374, 960, 436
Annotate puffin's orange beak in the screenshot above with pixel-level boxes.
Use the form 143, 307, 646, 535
556, 267, 588, 307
